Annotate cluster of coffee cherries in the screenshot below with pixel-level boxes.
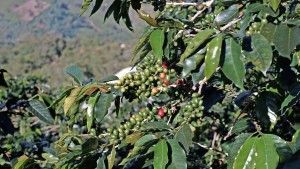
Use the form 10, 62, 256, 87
107, 105, 172, 144
151, 0, 166, 11
176, 93, 204, 127
114, 55, 176, 99
197, 13, 215, 28
246, 19, 268, 36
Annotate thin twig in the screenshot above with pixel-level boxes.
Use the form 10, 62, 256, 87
197, 77, 207, 94
166, 2, 198, 6
216, 17, 242, 34
191, 0, 214, 21
193, 142, 228, 156
209, 132, 217, 167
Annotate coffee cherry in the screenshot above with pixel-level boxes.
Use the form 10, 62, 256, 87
162, 62, 169, 68
160, 72, 167, 79
151, 87, 159, 95
157, 108, 165, 117
163, 80, 170, 86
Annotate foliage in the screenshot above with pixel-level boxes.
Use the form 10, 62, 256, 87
2, 0, 300, 168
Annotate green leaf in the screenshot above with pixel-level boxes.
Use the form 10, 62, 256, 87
267, 134, 292, 163
80, 0, 93, 16
42, 153, 58, 163
65, 65, 84, 86
215, 4, 239, 25
179, 54, 204, 78
130, 28, 152, 61
50, 87, 74, 108
260, 23, 277, 43
273, 24, 300, 59
82, 137, 98, 154
290, 51, 300, 67
247, 3, 264, 12
233, 137, 258, 169
12, 155, 30, 169
179, 29, 215, 63
64, 87, 84, 115
150, 29, 165, 61
29, 99, 54, 124
99, 76, 119, 83
154, 140, 168, 169
205, 35, 222, 80
282, 150, 300, 169
255, 92, 280, 130
90, 0, 103, 16
124, 132, 143, 145
95, 92, 114, 122
96, 157, 106, 169
86, 91, 101, 131
122, 11, 133, 31
175, 124, 194, 154
232, 118, 250, 134
107, 146, 116, 169
222, 38, 245, 90
141, 122, 170, 131
104, 0, 119, 21
255, 135, 279, 169
191, 64, 205, 85
227, 133, 254, 169
167, 139, 187, 169
269, 0, 281, 12
135, 134, 158, 147
280, 84, 300, 114
247, 34, 273, 75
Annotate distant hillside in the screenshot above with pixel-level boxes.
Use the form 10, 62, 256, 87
0, 0, 148, 87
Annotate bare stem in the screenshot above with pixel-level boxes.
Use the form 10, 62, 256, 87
191, 0, 214, 21
166, 2, 198, 6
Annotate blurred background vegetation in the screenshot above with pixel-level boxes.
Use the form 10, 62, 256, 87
0, 0, 148, 87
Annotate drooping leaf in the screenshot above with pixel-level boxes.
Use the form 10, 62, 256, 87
280, 84, 300, 114
175, 124, 194, 154
247, 34, 273, 75
191, 64, 205, 85
99, 76, 119, 83
154, 140, 168, 169
90, 0, 103, 16
205, 35, 223, 80
82, 137, 98, 154
167, 139, 187, 169
269, 0, 281, 12
96, 157, 106, 169
29, 99, 54, 124
233, 137, 258, 169
107, 146, 116, 169
12, 155, 30, 169
232, 118, 250, 134
222, 38, 245, 90
255, 134, 279, 169
149, 29, 165, 61
124, 132, 143, 145
122, 10, 133, 31
65, 65, 84, 86
50, 87, 74, 108
95, 92, 114, 122
179, 29, 214, 63
130, 28, 152, 61
64, 87, 84, 115
215, 4, 239, 25
86, 91, 101, 131
104, 0, 119, 21
137, 10, 158, 26
80, 0, 93, 16
273, 24, 300, 59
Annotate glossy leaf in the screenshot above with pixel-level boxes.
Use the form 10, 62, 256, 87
150, 29, 164, 61
179, 54, 204, 78
247, 3, 264, 12
104, 0, 119, 21
107, 146, 116, 169
82, 137, 98, 154
64, 87, 83, 115
124, 132, 143, 145
13, 155, 30, 169
96, 157, 106, 169
29, 99, 54, 124
135, 134, 158, 147
179, 29, 215, 63
267, 134, 292, 163
86, 91, 101, 131
232, 118, 250, 134
273, 24, 300, 59
99, 76, 119, 83
167, 139, 187, 169
280, 84, 300, 114
95, 92, 113, 122
215, 5, 239, 25
233, 137, 258, 169
65, 65, 84, 86
154, 140, 168, 169
80, 0, 93, 16
282, 150, 300, 169
90, 0, 103, 16
137, 10, 157, 26
227, 133, 254, 169
260, 23, 277, 43
175, 124, 194, 154
222, 38, 245, 90
191, 64, 205, 85
248, 34, 273, 75
255, 135, 279, 169
205, 35, 222, 79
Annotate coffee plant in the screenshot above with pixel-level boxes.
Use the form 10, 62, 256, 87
5, 0, 300, 168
